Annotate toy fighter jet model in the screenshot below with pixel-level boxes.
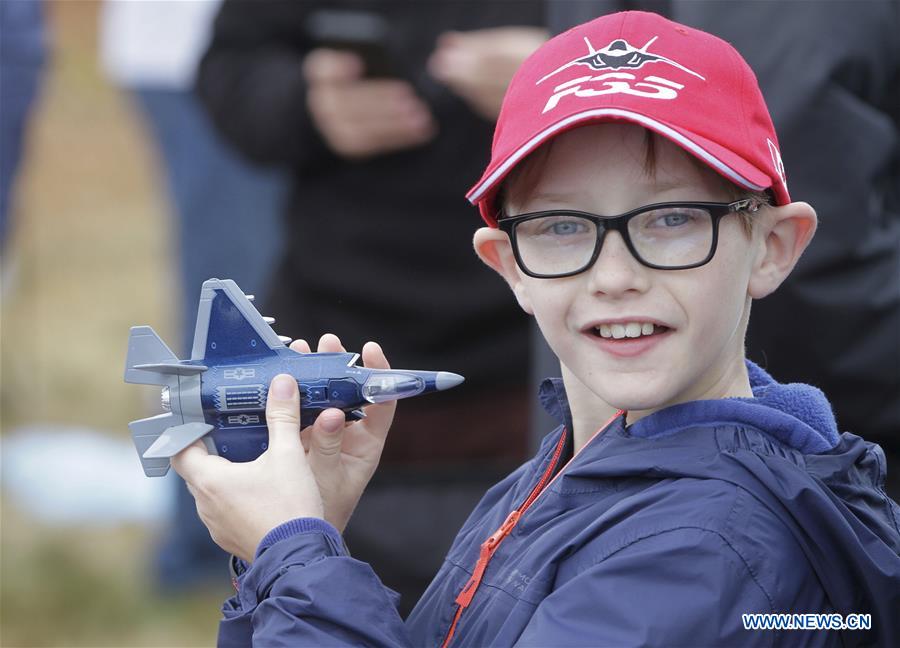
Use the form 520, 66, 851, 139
125, 278, 464, 477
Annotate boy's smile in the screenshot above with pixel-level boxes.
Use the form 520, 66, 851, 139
584, 318, 673, 358
480, 123, 769, 440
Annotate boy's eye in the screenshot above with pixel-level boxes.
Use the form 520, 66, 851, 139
550, 220, 585, 235
655, 211, 693, 227
638, 208, 707, 231
535, 217, 591, 236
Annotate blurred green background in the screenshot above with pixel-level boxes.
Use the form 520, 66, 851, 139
1, 2, 225, 645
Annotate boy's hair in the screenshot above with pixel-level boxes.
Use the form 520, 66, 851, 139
466, 11, 788, 226
498, 129, 771, 236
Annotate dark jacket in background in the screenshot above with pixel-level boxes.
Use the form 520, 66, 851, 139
546, 0, 900, 488
196, 0, 539, 400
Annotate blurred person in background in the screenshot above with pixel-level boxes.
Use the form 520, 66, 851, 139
542, 0, 900, 499
0, 0, 47, 286
99, 0, 288, 590
196, 0, 547, 613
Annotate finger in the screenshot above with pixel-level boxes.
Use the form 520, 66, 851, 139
317, 81, 424, 121
356, 88, 430, 125
435, 30, 463, 47
317, 333, 346, 353
335, 109, 435, 143
303, 48, 364, 84
265, 374, 303, 454
358, 400, 395, 445
361, 341, 390, 369
171, 440, 211, 485
329, 124, 435, 160
360, 342, 396, 439
428, 44, 474, 80
307, 408, 347, 472
290, 338, 311, 354
310, 81, 434, 157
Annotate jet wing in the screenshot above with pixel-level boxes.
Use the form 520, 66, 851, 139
142, 421, 215, 459
190, 278, 286, 361
133, 362, 208, 375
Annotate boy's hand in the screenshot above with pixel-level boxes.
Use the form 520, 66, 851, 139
428, 27, 549, 120
304, 48, 437, 159
171, 373, 324, 563
289, 334, 396, 534
171, 334, 395, 561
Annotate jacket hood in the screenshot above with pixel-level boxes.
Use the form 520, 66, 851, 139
539, 361, 900, 645
631, 360, 839, 453
541, 360, 839, 453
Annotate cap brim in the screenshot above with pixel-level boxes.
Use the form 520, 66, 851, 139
468, 108, 779, 226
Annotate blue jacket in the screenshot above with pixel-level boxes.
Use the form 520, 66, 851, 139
219, 362, 900, 646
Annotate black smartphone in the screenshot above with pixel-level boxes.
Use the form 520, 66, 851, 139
305, 9, 396, 78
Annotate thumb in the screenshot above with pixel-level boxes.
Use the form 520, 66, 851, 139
303, 48, 364, 84
265, 374, 302, 453
171, 440, 211, 486
307, 408, 347, 470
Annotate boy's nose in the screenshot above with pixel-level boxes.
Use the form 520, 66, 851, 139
586, 230, 650, 297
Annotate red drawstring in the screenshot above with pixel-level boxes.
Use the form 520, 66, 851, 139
439, 410, 624, 647
440, 428, 568, 648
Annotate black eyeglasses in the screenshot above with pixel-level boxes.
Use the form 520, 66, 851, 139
497, 199, 758, 278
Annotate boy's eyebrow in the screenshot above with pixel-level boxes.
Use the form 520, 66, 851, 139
519, 181, 690, 211
634, 177, 691, 193
524, 191, 578, 205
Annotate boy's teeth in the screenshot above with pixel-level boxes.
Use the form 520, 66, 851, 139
595, 321, 661, 339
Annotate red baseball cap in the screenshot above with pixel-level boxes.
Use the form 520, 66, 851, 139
467, 11, 790, 225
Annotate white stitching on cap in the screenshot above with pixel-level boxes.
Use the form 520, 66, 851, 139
467, 108, 767, 204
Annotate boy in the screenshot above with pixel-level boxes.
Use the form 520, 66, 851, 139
172, 11, 900, 646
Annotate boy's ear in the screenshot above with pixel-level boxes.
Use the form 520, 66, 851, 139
748, 201, 817, 299
473, 227, 534, 314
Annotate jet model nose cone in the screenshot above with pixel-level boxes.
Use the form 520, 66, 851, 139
435, 371, 465, 391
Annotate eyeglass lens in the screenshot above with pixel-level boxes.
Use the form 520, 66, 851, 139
514, 206, 715, 275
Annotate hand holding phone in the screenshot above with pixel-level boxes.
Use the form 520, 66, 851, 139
429, 27, 549, 120
306, 9, 396, 78
303, 49, 437, 160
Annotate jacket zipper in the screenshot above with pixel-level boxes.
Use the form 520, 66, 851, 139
439, 411, 624, 648
439, 427, 568, 648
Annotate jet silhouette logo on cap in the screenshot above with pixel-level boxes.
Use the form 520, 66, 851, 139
538, 36, 706, 113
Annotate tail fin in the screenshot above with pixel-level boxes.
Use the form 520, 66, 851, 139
190, 278, 284, 361
129, 413, 177, 477
125, 326, 179, 386
129, 415, 215, 477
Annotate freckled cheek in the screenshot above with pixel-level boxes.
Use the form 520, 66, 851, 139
681, 270, 748, 345
526, 283, 577, 325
